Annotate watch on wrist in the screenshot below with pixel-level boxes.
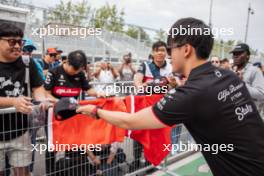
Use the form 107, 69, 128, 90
91, 106, 102, 119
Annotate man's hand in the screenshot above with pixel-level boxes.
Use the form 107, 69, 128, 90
232, 66, 244, 80
13, 96, 33, 114
177, 77, 187, 87
39, 98, 58, 111
76, 104, 97, 116
96, 92, 106, 98
236, 70, 244, 80
106, 153, 115, 165
167, 76, 186, 87
93, 157, 101, 165
47, 97, 59, 104
167, 76, 177, 87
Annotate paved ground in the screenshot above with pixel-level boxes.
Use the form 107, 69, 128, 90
151, 152, 213, 176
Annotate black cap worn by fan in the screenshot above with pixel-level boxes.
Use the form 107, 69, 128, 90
54, 97, 80, 120
230, 43, 251, 55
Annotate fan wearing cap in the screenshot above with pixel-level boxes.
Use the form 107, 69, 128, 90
35, 47, 57, 77
53, 47, 63, 67
230, 43, 264, 107
44, 50, 105, 103
22, 38, 45, 81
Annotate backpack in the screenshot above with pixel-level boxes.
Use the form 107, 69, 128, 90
22, 55, 31, 97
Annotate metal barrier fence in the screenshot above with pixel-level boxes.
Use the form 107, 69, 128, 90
0, 106, 194, 176
0, 81, 196, 176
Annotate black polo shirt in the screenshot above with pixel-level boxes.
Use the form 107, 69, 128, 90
152, 62, 264, 176
44, 65, 91, 99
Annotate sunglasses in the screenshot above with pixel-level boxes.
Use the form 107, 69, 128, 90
23, 47, 34, 53
211, 61, 220, 64
0, 38, 25, 47
232, 52, 244, 57
49, 54, 57, 57
166, 43, 186, 56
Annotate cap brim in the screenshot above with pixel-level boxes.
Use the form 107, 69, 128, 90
57, 109, 78, 120
24, 45, 37, 50
229, 49, 245, 54
54, 98, 79, 121
48, 52, 57, 54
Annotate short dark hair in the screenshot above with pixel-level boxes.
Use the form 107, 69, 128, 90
68, 50, 87, 70
152, 41, 167, 51
167, 17, 214, 59
221, 58, 229, 63
0, 22, 24, 38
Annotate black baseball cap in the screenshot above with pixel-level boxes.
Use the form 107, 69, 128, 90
230, 43, 250, 55
54, 97, 79, 120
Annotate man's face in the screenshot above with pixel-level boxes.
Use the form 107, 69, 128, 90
123, 56, 131, 64
46, 53, 56, 63
0, 37, 23, 61
66, 64, 84, 76
22, 51, 32, 57
152, 46, 167, 62
232, 51, 248, 67
100, 62, 107, 69
221, 61, 230, 70
211, 56, 220, 67
170, 46, 186, 74
22, 46, 34, 57
56, 53, 62, 61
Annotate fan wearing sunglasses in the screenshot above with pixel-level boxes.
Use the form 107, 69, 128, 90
34, 47, 57, 77
210, 56, 220, 67
0, 22, 47, 176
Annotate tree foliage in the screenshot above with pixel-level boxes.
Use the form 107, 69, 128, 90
48, 0, 90, 26
93, 3, 125, 33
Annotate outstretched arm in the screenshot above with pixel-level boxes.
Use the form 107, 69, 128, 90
76, 106, 166, 130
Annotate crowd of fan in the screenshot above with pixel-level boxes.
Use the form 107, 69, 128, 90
0, 21, 264, 176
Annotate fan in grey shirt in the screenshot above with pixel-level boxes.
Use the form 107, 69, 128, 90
230, 43, 264, 117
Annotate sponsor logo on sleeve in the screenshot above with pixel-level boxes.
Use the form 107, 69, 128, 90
235, 104, 253, 121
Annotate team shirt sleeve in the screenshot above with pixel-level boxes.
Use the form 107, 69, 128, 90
152, 86, 195, 126
80, 72, 92, 91
44, 70, 55, 91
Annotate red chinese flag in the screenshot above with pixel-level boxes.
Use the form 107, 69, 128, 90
48, 98, 126, 150
125, 94, 172, 166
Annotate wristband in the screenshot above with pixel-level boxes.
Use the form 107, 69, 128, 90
91, 106, 102, 119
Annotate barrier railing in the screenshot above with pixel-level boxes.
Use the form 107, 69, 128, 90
0, 82, 196, 176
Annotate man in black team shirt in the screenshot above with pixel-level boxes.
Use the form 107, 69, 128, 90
44, 50, 103, 100
44, 50, 104, 175
0, 23, 47, 176
77, 17, 264, 176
